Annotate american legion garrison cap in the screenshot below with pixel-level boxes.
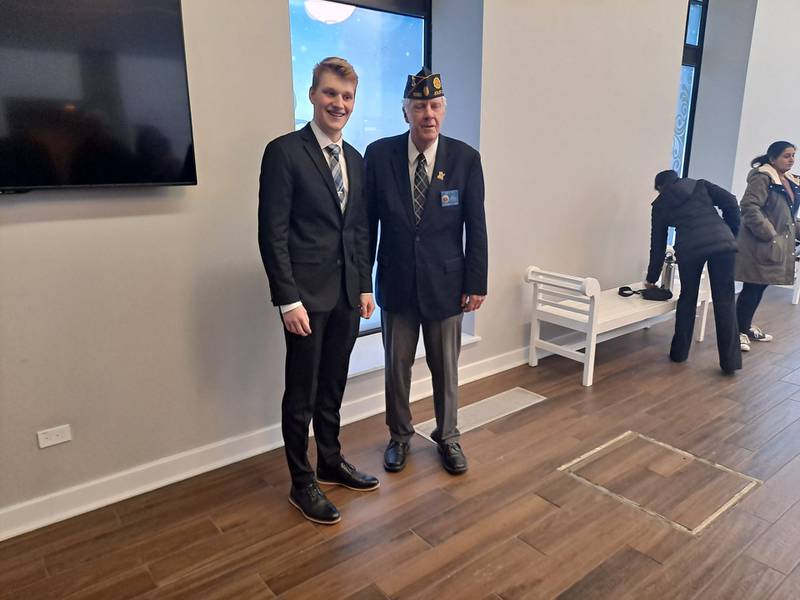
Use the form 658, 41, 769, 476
403, 67, 444, 99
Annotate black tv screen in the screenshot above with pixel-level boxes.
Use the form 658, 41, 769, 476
0, 0, 196, 192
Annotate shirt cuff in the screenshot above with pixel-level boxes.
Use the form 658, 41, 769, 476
279, 301, 303, 314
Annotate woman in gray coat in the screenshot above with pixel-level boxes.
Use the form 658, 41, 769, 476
735, 141, 800, 350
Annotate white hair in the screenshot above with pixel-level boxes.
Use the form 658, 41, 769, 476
402, 96, 447, 114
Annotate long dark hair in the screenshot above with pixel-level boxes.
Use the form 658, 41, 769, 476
751, 140, 795, 168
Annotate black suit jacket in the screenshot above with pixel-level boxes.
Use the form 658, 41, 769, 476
258, 124, 372, 312
365, 133, 488, 321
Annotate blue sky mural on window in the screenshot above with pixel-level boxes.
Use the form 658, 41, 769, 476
289, 0, 425, 155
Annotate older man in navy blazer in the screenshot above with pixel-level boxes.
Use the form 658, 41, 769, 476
365, 68, 488, 475
259, 57, 379, 525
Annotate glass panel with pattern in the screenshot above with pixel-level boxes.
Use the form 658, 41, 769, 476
671, 65, 695, 176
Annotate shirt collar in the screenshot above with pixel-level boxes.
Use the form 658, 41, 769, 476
408, 134, 438, 166
309, 120, 343, 152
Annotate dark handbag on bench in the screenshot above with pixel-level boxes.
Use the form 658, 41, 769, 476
618, 286, 673, 301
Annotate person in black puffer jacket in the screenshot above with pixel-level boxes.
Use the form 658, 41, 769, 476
645, 169, 741, 374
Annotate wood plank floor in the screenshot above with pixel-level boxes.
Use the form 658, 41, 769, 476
4, 287, 800, 599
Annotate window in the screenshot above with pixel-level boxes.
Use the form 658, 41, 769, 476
671, 0, 707, 176
288, 0, 430, 334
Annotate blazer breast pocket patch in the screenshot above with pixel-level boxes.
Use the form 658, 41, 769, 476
440, 190, 459, 207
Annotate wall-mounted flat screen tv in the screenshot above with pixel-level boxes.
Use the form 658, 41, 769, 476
0, 0, 197, 193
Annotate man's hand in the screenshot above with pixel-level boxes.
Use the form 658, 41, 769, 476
283, 305, 312, 336
461, 294, 486, 312
359, 293, 376, 319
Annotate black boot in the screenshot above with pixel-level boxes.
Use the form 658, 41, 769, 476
438, 441, 468, 475
317, 459, 380, 491
289, 482, 340, 525
383, 440, 410, 472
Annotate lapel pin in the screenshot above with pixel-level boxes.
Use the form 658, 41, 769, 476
436, 171, 445, 181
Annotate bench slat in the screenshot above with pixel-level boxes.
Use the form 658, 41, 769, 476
539, 289, 591, 304
535, 339, 586, 362
537, 298, 591, 315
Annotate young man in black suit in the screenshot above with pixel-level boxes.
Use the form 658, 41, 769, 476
365, 68, 488, 475
259, 57, 379, 525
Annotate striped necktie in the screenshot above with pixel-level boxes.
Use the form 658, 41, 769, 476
413, 153, 428, 225
326, 144, 346, 212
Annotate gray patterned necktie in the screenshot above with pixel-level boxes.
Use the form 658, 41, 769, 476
326, 144, 346, 212
413, 153, 428, 225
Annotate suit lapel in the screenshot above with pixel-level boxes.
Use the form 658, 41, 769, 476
300, 124, 343, 219
391, 133, 416, 229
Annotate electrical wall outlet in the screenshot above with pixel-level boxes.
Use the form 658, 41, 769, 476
37, 424, 72, 449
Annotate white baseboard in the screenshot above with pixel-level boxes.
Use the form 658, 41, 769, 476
0, 346, 529, 542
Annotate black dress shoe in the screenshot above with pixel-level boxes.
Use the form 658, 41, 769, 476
289, 482, 340, 525
383, 440, 410, 472
438, 441, 468, 475
317, 459, 380, 491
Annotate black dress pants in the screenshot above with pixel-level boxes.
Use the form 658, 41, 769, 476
736, 282, 769, 333
671, 251, 741, 372
281, 284, 360, 487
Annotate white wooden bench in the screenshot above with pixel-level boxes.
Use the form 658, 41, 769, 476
524, 266, 710, 386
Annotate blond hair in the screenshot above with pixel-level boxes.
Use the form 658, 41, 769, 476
311, 57, 358, 90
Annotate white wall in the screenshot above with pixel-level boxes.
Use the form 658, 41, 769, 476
733, 0, 800, 198
0, 0, 689, 538
0, 0, 293, 508
466, 0, 686, 361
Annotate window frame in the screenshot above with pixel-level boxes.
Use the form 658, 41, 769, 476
312, 0, 432, 336
288, 0, 432, 337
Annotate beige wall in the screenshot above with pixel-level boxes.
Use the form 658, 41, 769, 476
0, 0, 294, 506
464, 0, 686, 360
733, 0, 800, 197
0, 0, 688, 517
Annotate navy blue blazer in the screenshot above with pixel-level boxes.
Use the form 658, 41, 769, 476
258, 124, 372, 312
365, 132, 488, 321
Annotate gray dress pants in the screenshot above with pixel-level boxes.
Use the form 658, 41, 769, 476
381, 308, 462, 444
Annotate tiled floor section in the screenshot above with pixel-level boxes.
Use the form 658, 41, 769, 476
561, 430, 759, 534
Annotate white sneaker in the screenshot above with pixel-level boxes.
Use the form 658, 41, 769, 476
739, 333, 751, 352
747, 327, 773, 342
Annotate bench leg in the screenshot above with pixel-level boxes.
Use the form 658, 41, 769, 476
794, 262, 800, 305
528, 316, 540, 367
582, 333, 597, 386
696, 299, 709, 342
